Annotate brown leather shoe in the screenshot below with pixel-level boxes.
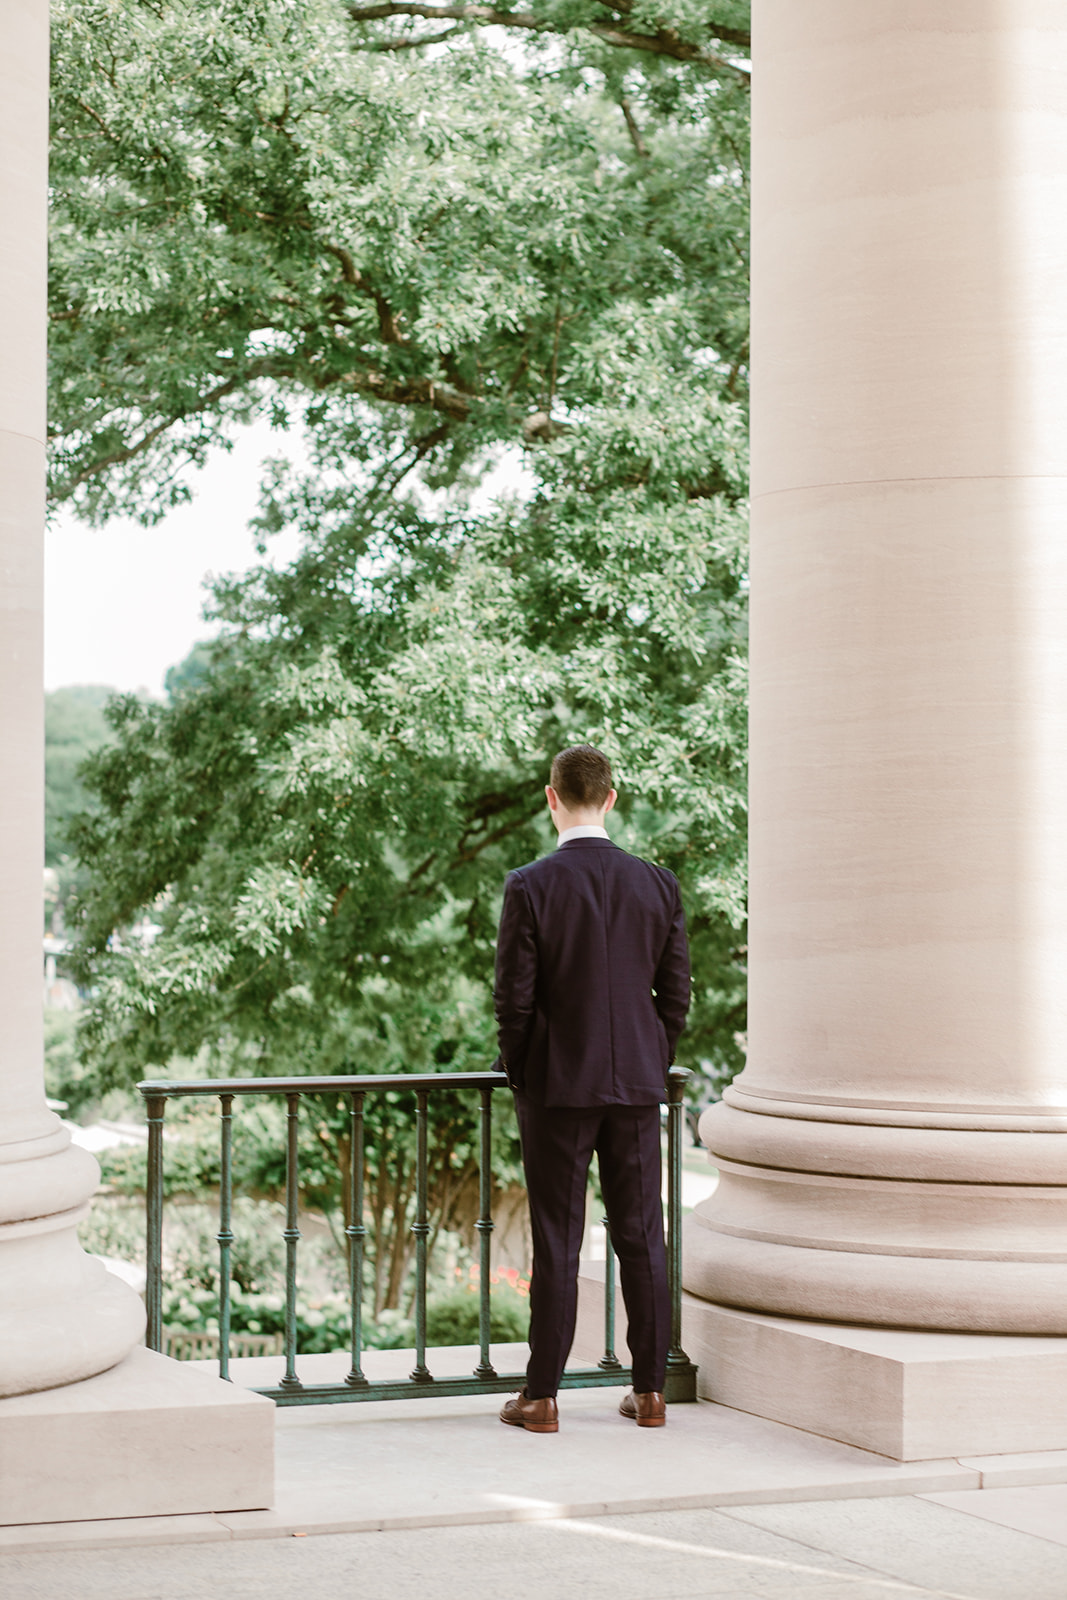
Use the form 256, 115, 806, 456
619, 1390, 666, 1427
500, 1389, 559, 1433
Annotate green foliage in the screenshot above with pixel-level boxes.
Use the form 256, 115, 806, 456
161, 1265, 529, 1353
160, 1198, 290, 1291
161, 1274, 530, 1351
95, 1097, 288, 1197
425, 1267, 530, 1345
80, 1194, 417, 1351
164, 642, 217, 704
161, 1282, 414, 1352
50, 0, 749, 524
51, 0, 750, 1206
43, 1010, 91, 1114
77, 1194, 146, 1264
45, 685, 116, 867
97, 1135, 225, 1200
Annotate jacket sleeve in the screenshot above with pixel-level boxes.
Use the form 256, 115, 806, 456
652, 877, 691, 1063
493, 870, 537, 1088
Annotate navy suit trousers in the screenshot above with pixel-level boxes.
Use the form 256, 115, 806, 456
514, 1093, 670, 1399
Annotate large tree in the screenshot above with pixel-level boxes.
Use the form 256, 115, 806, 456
52, 0, 750, 1114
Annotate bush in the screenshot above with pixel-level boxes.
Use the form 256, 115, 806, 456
163, 1198, 285, 1293
162, 1283, 416, 1353
95, 1098, 292, 1199
158, 1262, 531, 1354
44, 1010, 95, 1116
425, 1270, 529, 1346
78, 1194, 145, 1264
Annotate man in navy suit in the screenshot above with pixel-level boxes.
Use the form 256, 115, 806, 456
494, 745, 690, 1433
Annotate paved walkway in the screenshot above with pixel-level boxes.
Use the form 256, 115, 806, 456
2, 1346, 1066, 1597
3, 1490, 1067, 1599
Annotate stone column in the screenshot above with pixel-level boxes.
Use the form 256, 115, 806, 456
686, 1, 1067, 1343
0, 0, 144, 1396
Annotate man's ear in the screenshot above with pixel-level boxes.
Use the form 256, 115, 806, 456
604, 789, 618, 815
545, 784, 559, 812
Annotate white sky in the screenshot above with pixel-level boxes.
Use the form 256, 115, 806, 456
44, 418, 303, 698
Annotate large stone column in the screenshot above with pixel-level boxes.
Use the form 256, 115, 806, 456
0, 0, 144, 1396
683, 2, 1067, 1450
0, 4, 272, 1527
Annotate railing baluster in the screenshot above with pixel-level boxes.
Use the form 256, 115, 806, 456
345, 1090, 368, 1387
144, 1091, 167, 1353
598, 1215, 623, 1372
217, 1093, 235, 1382
279, 1092, 303, 1391
410, 1089, 432, 1382
474, 1086, 496, 1380
664, 1066, 698, 1401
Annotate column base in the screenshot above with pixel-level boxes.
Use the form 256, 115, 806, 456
684, 1295, 1067, 1461
0, 1140, 147, 1395
0, 1346, 275, 1525
689, 1104, 1067, 1334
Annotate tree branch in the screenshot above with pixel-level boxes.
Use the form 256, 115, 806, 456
345, 3, 750, 77
71, 95, 125, 145
369, 419, 451, 500
619, 95, 649, 159
48, 360, 471, 503
47, 369, 266, 501
323, 244, 406, 343
451, 804, 542, 869
344, 369, 472, 418
592, 25, 747, 76
595, 0, 750, 50
51, 301, 562, 501
371, 25, 462, 47
547, 295, 563, 411
323, 243, 360, 284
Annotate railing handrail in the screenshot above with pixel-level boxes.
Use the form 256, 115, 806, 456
138, 1066, 698, 1405
138, 1070, 510, 1098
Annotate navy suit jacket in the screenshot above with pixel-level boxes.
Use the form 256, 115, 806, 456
493, 836, 690, 1107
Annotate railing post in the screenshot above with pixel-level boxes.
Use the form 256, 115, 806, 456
664, 1066, 698, 1401
409, 1089, 432, 1382
598, 1216, 623, 1373
217, 1092, 234, 1382
279, 1092, 303, 1391
474, 1086, 497, 1380
143, 1090, 167, 1353
345, 1090, 368, 1387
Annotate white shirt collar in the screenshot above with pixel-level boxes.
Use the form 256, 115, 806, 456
557, 824, 610, 848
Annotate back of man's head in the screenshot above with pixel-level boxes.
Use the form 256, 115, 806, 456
550, 745, 613, 811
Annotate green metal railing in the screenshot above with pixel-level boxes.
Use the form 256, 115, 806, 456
139, 1067, 698, 1406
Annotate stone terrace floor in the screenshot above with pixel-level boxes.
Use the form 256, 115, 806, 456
2, 1345, 1067, 1599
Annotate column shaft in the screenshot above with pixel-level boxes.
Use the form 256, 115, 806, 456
687, 1, 1067, 1332
0, 0, 143, 1394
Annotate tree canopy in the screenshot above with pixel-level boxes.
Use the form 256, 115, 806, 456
52, 0, 750, 1104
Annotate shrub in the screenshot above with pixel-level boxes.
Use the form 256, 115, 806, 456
425, 1268, 530, 1346
162, 1283, 415, 1353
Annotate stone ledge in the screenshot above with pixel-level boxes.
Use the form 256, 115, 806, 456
0, 1345, 274, 1526
958, 1449, 1067, 1488
681, 1295, 1067, 1461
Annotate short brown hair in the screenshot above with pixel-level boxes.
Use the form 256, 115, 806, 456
550, 745, 613, 809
